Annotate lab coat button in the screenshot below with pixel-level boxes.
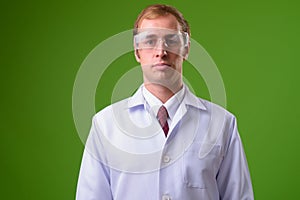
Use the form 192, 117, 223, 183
162, 194, 171, 200
163, 155, 170, 163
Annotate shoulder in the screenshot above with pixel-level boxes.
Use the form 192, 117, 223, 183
184, 86, 235, 122
93, 97, 131, 122
200, 98, 234, 117
195, 96, 237, 131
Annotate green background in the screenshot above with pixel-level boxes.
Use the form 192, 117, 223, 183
1, 0, 299, 199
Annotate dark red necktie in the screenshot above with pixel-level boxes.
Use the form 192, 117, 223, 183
157, 105, 169, 137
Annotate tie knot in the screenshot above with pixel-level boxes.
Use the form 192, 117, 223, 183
157, 106, 169, 136
157, 105, 168, 120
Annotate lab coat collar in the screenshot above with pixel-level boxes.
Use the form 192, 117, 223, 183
182, 85, 207, 111
127, 85, 146, 108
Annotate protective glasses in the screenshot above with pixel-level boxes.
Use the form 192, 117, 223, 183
134, 28, 189, 54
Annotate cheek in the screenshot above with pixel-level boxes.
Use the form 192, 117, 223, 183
139, 52, 153, 65
170, 54, 184, 66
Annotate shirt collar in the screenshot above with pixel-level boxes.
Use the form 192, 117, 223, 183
127, 84, 207, 111
142, 85, 185, 121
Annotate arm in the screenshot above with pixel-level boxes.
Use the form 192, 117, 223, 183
216, 117, 254, 200
76, 117, 113, 200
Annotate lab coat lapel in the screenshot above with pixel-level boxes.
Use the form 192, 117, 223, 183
168, 102, 187, 134
168, 86, 206, 135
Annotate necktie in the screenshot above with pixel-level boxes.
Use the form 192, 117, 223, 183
157, 105, 169, 137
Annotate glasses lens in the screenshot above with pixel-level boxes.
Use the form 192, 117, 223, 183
164, 34, 181, 48
134, 28, 188, 52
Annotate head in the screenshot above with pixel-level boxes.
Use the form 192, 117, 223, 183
133, 4, 190, 91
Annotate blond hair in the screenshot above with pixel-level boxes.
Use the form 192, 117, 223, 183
133, 4, 190, 36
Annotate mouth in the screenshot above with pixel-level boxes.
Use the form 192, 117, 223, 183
153, 63, 171, 69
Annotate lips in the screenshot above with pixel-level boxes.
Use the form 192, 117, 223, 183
153, 63, 171, 67
152, 63, 171, 71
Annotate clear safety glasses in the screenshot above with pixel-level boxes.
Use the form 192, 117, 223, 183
134, 28, 189, 55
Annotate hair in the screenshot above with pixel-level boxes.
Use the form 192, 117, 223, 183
133, 4, 190, 36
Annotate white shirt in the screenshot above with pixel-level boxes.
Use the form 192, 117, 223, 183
142, 85, 185, 130
76, 84, 254, 200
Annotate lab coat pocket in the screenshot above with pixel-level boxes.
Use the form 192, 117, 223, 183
182, 142, 222, 189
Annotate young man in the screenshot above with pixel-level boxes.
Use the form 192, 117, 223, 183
76, 4, 254, 200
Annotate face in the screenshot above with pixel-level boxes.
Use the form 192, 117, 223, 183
135, 14, 189, 89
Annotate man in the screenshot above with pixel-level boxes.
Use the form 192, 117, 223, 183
76, 4, 254, 200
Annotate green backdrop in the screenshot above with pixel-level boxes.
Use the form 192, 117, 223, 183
1, 0, 299, 199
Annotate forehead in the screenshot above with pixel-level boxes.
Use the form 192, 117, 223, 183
137, 28, 180, 38
139, 14, 180, 31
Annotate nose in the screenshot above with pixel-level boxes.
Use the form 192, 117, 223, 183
154, 40, 167, 57
154, 48, 167, 58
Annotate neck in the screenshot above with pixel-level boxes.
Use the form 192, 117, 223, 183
144, 81, 183, 103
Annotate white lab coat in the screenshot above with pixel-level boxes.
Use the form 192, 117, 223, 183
76, 84, 254, 200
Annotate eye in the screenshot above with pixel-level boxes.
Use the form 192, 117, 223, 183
144, 39, 155, 45
140, 38, 158, 48
165, 35, 181, 47
166, 39, 178, 45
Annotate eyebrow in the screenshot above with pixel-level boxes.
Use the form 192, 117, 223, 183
144, 34, 158, 39
144, 33, 178, 39
165, 33, 179, 38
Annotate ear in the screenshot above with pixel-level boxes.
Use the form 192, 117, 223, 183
134, 49, 141, 62
133, 37, 141, 62
183, 42, 190, 60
